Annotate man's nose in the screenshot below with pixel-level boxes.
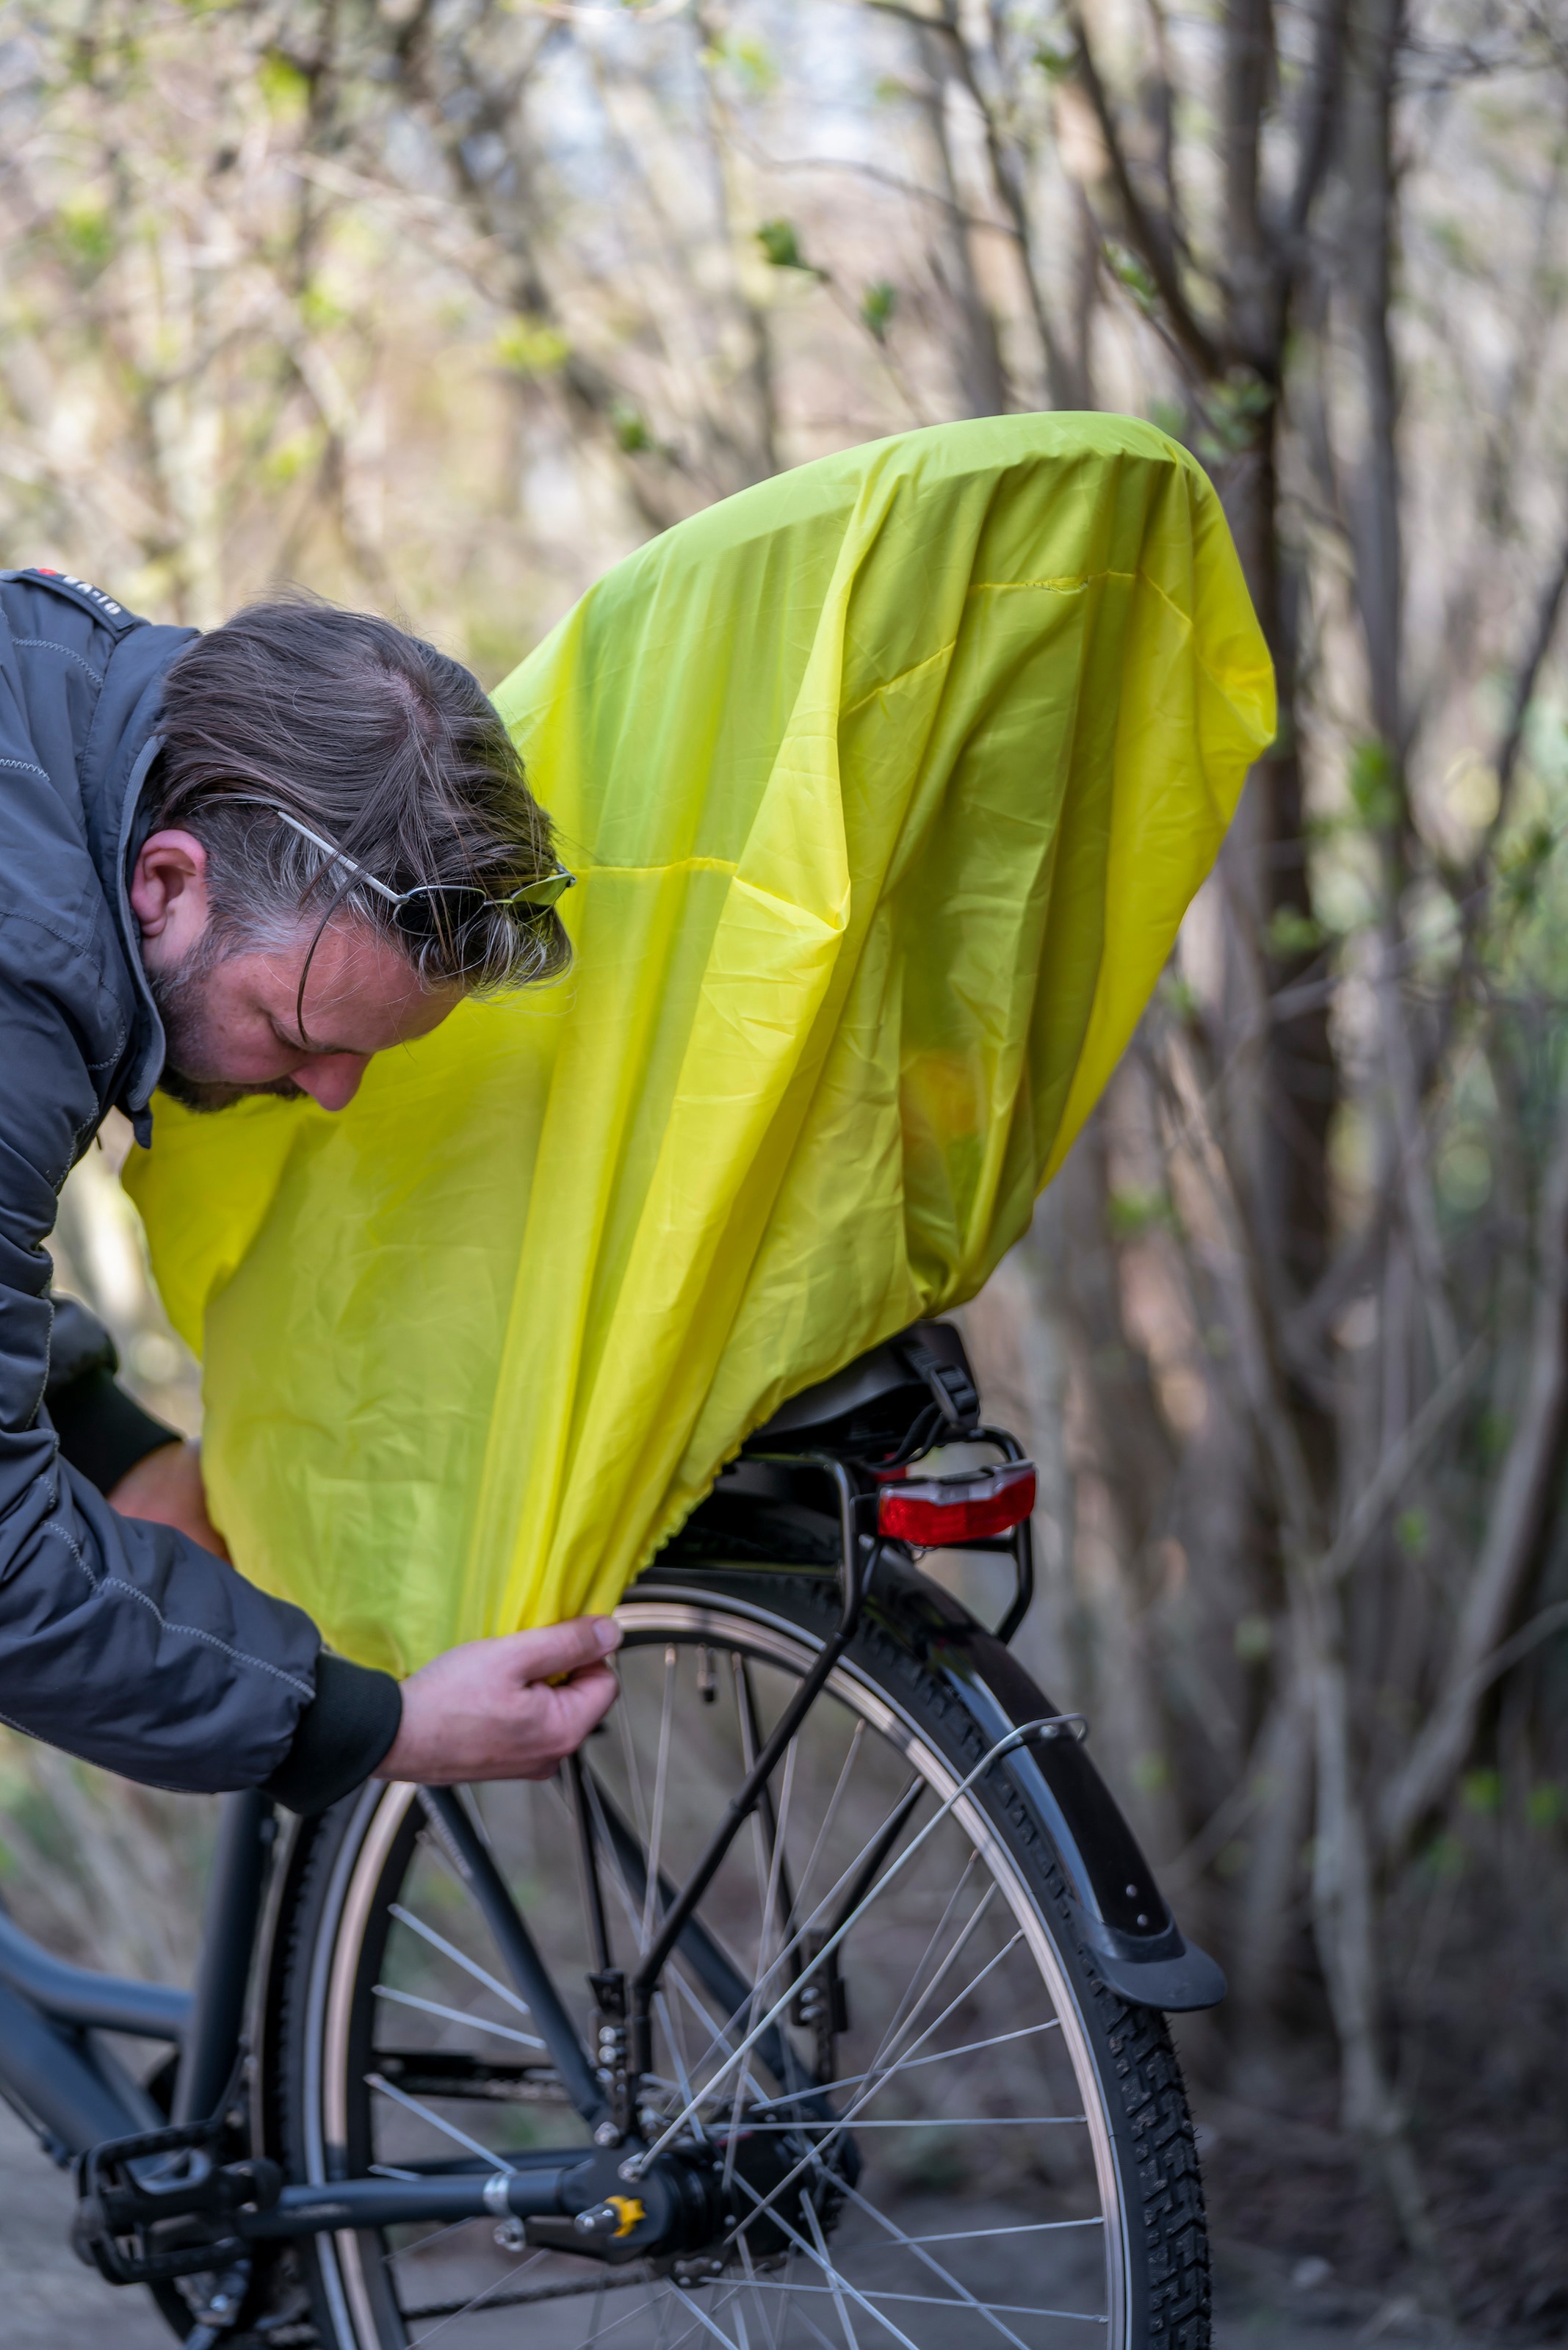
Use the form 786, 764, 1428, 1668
292, 1055, 370, 1112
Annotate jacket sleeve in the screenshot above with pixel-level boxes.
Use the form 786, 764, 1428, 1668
45, 1294, 185, 1494
0, 947, 400, 1807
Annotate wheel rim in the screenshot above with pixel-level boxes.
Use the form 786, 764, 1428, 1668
298, 1592, 1132, 2346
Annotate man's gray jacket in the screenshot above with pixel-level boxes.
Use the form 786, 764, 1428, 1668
0, 568, 400, 1810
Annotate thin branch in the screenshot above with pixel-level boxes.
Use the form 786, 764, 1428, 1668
1318, 1343, 1483, 1586
1282, 0, 1351, 250
1380, 1081, 1568, 1857
1428, 514, 1568, 1081
1065, 10, 1224, 377
726, 140, 1017, 240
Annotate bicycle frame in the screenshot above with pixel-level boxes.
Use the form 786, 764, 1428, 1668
0, 1426, 1221, 2286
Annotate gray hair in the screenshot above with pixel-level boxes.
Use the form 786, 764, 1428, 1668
151, 597, 572, 995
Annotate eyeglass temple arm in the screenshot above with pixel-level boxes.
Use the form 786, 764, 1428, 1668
227, 796, 572, 907
260, 804, 406, 908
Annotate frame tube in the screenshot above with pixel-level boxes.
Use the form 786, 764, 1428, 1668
0, 1904, 189, 2042
630, 1456, 865, 2020
0, 1976, 145, 2155
419, 1788, 608, 2127
172, 1790, 274, 2127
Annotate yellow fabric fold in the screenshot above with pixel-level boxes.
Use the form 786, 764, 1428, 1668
125, 413, 1273, 1671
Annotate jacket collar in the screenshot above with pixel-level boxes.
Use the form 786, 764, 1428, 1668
76, 620, 199, 1139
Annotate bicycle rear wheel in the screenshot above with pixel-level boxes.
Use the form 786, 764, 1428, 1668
270, 1570, 1208, 2348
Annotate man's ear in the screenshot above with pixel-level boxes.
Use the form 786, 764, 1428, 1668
130, 829, 211, 961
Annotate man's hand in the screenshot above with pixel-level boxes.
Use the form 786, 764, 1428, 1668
374, 1616, 622, 1785
107, 1439, 231, 1559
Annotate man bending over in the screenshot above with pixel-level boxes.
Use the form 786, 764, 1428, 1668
1, 569, 619, 1812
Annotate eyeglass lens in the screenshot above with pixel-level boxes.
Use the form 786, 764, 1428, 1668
390, 874, 571, 941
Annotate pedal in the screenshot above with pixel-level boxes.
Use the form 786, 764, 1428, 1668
73, 2117, 281, 2286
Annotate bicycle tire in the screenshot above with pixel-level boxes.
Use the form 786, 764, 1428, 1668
267, 1569, 1209, 2349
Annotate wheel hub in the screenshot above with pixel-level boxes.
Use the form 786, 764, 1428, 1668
521, 2118, 852, 2272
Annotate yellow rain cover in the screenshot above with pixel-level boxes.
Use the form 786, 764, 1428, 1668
125, 414, 1273, 1674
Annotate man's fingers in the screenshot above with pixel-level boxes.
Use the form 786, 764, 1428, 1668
516, 1663, 618, 1771
498, 1615, 621, 1685
548, 1663, 620, 1742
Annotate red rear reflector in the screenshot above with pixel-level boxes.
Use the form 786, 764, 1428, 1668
878, 1461, 1036, 1547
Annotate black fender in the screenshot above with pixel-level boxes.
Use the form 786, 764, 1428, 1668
861, 1552, 1225, 2011
640, 1550, 1225, 2014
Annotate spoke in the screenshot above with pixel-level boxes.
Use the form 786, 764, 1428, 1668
733, 1652, 770, 1925
735, 2230, 784, 2350
801, 1901, 1011, 2162
787, 2302, 842, 2350
722, 2114, 1088, 2127
382, 2208, 493, 2272
581, 1761, 709, 2110
723, 1926, 1030, 2251
632, 1719, 1055, 2162
765, 1734, 800, 1974
586, 2276, 609, 2350
732, 2282, 1110, 2324
730, 2174, 923, 2350
641, 1645, 679, 1951
803, 2190, 861, 2349
725, 1733, 799, 2199
668, 1774, 937, 2099
582, 1761, 643, 1933
617, 1676, 653, 1883
837, 2175, 1034, 2350
900, 2218, 1105, 2244
654, 1983, 708, 2141
862, 1851, 985, 2080
387, 1903, 534, 2022
792, 1719, 866, 1916
400, 2266, 656, 2320
404, 2251, 551, 2348
859, 1926, 1034, 2106
734, 1657, 801, 1963
582, 1751, 799, 2106
366, 2069, 514, 2172
750, 2019, 1062, 2108
372, 1983, 546, 2049
667, 2282, 748, 2350
845, 1906, 1016, 2121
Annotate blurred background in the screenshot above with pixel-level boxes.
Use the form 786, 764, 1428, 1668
3, 0, 1567, 2333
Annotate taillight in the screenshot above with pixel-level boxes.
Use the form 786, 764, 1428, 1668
877, 1461, 1037, 1547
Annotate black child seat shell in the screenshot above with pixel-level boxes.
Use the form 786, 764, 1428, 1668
665, 1322, 986, 1569
0, 570, 399, 1808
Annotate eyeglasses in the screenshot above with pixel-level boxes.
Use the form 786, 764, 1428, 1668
230, 799, 575, 944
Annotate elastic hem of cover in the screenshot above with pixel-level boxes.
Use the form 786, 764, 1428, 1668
49, 1368, 182, 1497
261, 1651, 403, 1817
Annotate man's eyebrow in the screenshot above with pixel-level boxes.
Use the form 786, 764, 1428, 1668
269, 1012, 358, 1057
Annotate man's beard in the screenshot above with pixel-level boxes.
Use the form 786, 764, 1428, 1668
145, 941, 306, 1115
